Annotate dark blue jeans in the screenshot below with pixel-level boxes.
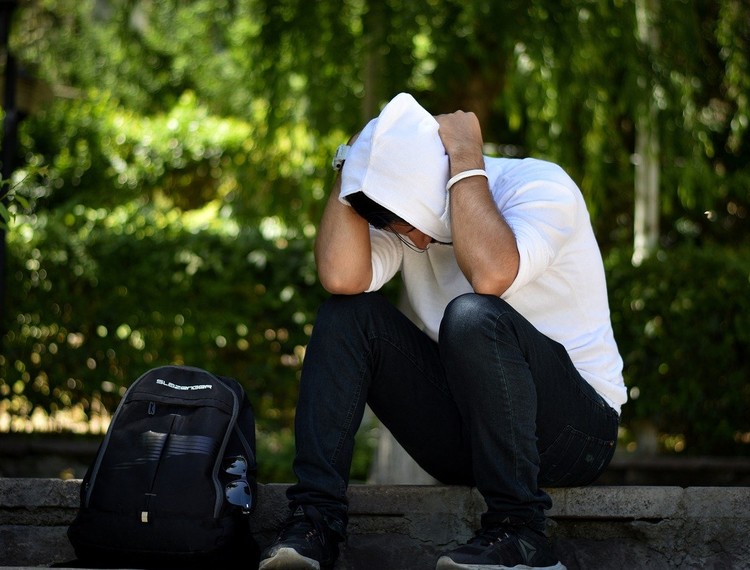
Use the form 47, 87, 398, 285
287, 292, 619, 538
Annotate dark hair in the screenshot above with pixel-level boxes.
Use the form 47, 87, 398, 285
347, 191, 444, 251
346, 192, 404, 229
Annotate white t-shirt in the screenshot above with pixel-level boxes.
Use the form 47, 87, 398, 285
364, 156, 627, 414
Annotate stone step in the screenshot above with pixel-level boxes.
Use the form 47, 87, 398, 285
1, 478, 749, 569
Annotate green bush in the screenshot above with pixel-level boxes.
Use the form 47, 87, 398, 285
19, 91, 336, 229
2, 91, 373, 482
2, 201, 325, 481
606, 244, 750, 456
2, 198, 391, 482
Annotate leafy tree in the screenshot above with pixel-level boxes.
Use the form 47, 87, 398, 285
607, 243, 750, 455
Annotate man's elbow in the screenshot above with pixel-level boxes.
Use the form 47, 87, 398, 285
469, 268, 516, 297
318, 271, 370, 295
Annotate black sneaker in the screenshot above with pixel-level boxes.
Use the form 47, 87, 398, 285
436, 524, 566, 570
259, 505, 340, 570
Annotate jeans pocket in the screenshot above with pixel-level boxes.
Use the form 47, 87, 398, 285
538, 425, 616, 487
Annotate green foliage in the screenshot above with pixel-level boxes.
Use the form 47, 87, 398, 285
0, 166, 44, 231
3, 0, 750, 471
2, 198, 390, 481
11, 0, 750, 251
1, 86, 388, 482
3, 202, 322, 479
19, 90, 336, 229
606, 244, 750, 455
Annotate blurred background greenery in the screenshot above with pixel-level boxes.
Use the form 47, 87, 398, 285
1, 0, 749, 483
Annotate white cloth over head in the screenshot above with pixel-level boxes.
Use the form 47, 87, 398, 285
339, 92, 452, 243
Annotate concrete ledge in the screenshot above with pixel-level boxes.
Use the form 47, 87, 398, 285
1, 479, 749, 569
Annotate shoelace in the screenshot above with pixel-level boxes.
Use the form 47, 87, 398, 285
470, 526, 513, 546
302, 505, 328, 546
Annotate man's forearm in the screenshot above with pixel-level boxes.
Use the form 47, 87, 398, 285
436, 111, 520, 295
314, 175, 373, 294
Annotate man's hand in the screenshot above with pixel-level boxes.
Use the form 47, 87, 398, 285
435, 111, 485, 173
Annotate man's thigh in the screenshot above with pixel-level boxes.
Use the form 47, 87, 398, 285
363, 304, 473, 485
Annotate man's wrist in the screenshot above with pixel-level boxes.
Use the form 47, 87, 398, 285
446, 169, 488, 191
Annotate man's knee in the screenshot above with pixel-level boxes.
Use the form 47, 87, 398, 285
441, 293, 514, 338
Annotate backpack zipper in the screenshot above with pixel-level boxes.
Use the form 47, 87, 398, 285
140, 408, 175, 524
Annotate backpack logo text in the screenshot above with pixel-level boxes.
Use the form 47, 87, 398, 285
156, 378, 213, 391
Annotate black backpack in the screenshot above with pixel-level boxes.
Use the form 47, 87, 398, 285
67, 364, 259, 568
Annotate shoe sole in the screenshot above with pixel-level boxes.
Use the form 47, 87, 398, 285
259, 547, 323, 570
436, 555, 567, 570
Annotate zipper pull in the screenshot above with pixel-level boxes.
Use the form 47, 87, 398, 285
148, 401, 156, 415
141, 492, 155, 524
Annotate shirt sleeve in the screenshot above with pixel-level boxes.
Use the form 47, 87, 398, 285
365, 227, 404, 292
498, 169, 579, 299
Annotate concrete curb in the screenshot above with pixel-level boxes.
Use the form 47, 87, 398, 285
1, 479, 749, 569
